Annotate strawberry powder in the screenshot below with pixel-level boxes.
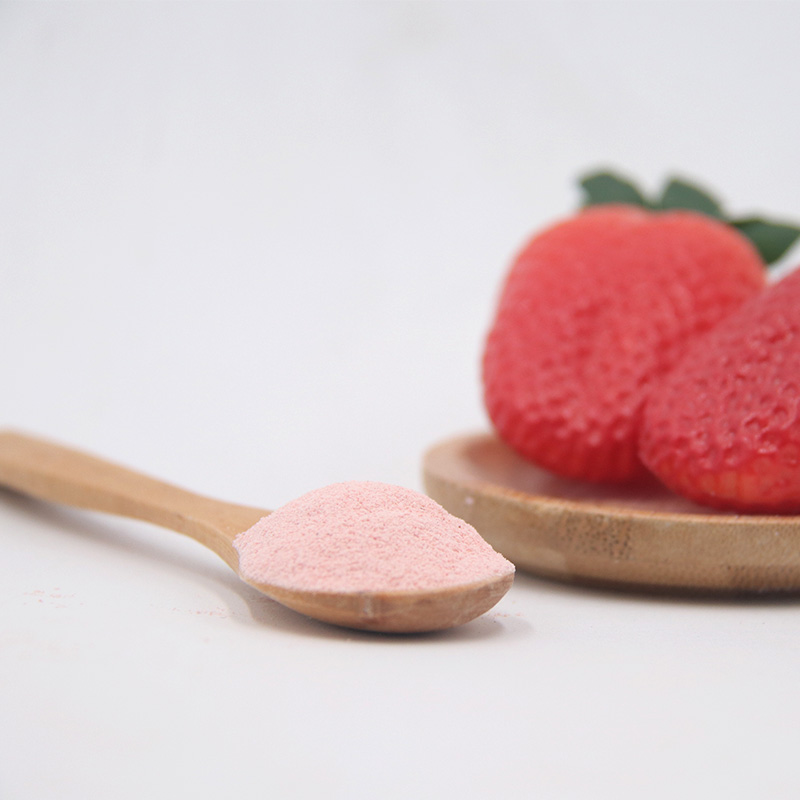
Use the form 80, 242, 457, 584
233, 481, 514, 593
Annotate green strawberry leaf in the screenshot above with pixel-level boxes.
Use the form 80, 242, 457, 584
731, 218, 800, 265
656, 177, 724, 218
579, 171, 649, 208
578, 168, 800, 267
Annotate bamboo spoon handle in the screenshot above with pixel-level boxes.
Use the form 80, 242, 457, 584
0, 430, 268, 570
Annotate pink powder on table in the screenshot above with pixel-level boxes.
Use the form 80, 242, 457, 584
233, 481, 514, 594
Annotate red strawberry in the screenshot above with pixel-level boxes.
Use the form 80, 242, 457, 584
483, 206, 765, 482
639, 268, 800, 513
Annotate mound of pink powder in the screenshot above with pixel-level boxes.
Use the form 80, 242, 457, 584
233, 481, 514, 594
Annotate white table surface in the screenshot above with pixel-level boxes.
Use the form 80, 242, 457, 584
2, 3, 800, 798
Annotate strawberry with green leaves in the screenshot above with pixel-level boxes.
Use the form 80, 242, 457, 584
483, 172, 798, 484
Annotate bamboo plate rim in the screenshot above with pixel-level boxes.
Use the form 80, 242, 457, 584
423, 432, 800, 595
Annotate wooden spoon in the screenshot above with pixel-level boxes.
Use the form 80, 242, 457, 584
424, 432, 800, 595
0, 431, 513, 632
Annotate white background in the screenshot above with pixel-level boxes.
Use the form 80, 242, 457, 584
1, 2, 800, 798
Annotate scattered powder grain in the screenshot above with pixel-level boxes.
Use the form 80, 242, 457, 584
233, 481, 514, 594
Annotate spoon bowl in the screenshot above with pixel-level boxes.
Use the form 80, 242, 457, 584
424, 433, 800, 594
0, 431, 512, 632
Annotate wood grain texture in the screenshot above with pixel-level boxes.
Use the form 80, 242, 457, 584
0, 430, 267, 570
423, 433, 800, 594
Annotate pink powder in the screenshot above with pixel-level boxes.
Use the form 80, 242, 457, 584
233, 481, 514, 593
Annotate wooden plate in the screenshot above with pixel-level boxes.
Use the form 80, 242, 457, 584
423, 433, 800, 595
